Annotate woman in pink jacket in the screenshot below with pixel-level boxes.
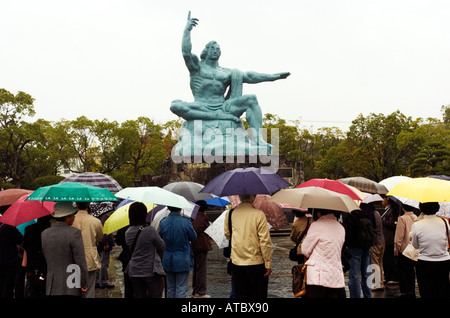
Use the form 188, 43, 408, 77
301, 209, 346, 298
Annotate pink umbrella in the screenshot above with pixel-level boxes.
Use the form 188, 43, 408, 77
0, 188, 33, 206
253, 194, 289, 230
296, 178, 364, 200
0, 194, 55, 226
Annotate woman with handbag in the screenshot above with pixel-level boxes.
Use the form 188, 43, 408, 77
301, 209, 346, 298
411, 202, 450, 298
394, 204, 418, 298
289, 209, 312, 264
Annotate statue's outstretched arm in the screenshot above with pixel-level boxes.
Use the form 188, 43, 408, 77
243, 71, 291, 84
182, 11, 200, 73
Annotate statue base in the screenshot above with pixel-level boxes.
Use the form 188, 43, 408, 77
135, 154, 304, 189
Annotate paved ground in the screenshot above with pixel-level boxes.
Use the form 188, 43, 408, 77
95, 231, 409, 299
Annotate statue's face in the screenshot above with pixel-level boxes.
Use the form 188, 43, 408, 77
206, 43, 221, 60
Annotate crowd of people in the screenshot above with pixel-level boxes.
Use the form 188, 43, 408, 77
290, 196, 450, 298
0, 191, 449, 299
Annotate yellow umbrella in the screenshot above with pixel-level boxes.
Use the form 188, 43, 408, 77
387, 177, 450, 203
103, 202, 155, 234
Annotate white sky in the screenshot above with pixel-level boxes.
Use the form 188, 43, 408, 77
1, 0, 449, 132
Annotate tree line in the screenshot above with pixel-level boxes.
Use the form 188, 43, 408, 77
1, 88, 449, 189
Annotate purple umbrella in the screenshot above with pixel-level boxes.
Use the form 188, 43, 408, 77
200, 167, 291, 197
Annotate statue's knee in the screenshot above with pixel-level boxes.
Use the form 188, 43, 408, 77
247, 94, 259, 106
170, 100, 184, 113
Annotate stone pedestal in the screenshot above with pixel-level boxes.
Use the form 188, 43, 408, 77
135, 154, 303, 188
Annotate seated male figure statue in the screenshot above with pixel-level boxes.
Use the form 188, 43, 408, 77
170, 12, 290, 154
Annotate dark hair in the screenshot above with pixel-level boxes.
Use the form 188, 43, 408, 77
167, 206, 181, 212
402, 204, 416, 212
419, 202, 440, 215
128, 202, 148, 226
195, 200, 208, 212
76, 201, 90, 210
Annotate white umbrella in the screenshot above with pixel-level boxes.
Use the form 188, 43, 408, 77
115, 186, 194, 210
379, 176, 412, 191
204, 210, 229, 248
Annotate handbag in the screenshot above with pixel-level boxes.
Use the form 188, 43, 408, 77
289, 217, 310, 262
402, 243, 418, 261
292, 263, 307, 297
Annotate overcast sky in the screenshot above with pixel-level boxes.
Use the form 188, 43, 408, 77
1, 0, 449, 132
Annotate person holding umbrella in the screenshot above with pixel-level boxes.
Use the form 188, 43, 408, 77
41, 202, 88, 298
411, 202, 450, 298
72, 201, 103, 298
159, 205, 197, 298
224, 194, 272, 298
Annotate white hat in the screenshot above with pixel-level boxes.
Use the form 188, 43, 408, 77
52, 201, 77, 218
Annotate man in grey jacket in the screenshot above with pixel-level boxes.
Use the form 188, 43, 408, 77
41, 201, 88, 297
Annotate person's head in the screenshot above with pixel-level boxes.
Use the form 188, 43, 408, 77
75, 201, 90, 211
201, 41, 221, 61
195, 200, 208, 212
52, 201, 78, 225
419, 202, 440, 215
239, 194, 256, 204
402, 204, 416, 213
167, 206, 182, 213
128, 202, 148, 226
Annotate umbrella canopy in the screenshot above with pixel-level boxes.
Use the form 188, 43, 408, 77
60, 172, 122, 193
204, 210, 229, 248
0, 189, 33, 206
0, 194, 55, 226
26, 182, 119, 202
387, 177, 450, 203
115, 186, 195, 210
200, 167, 292, 197
379, 176, 412, 191
296, 178, 364, 200
253, 194, 289, 230
339, 177, 388, 194
163, 181, 213, 201
103, 201, 156, 234
269, 187, 360, 213
205, 195, 231, 207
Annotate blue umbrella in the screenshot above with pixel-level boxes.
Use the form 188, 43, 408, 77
200, 167, 291, 197
205, 196, 231, 207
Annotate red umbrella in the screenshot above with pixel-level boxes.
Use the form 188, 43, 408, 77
253, 194, 289, 230
296, 178, 364, 200
0, 189, 33, 206
0, 194, 55, 226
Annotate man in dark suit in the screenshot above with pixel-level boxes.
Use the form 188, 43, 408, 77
41, 201, 88, 297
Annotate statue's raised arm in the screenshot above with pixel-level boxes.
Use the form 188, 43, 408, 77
182, 11, 200, 74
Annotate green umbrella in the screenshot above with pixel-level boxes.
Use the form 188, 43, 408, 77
26, 182, 118, 202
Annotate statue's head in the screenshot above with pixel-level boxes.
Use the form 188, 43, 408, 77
201, 41, 221, 61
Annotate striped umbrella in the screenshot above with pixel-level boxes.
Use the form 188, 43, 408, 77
339, 177, 388, 195
60, 172, 122, 193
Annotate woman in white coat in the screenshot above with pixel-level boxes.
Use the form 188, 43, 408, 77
301, 209, 346, 298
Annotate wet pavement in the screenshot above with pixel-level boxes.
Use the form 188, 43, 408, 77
95, 228, 409, 299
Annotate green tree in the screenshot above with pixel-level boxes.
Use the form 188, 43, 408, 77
0, 89, 35, 188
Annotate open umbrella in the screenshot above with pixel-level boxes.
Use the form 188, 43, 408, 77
200, 167, 291, 197
163, 181, 214, 201
339, 177, 388, 194
0, 189, 33, 206
103, 201, 156, 234
204, 210, 229, 248
379, 176, 412, 191
296, 178, 364, 200
387, 177, 450, 203
205, 195, 231, 207
115, 186, 194, 210
253, 194, 289, 230
26, 182, 118, 202
269, 187, 360, 213
60, 172, 122, 193
0, 194, 55, 226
